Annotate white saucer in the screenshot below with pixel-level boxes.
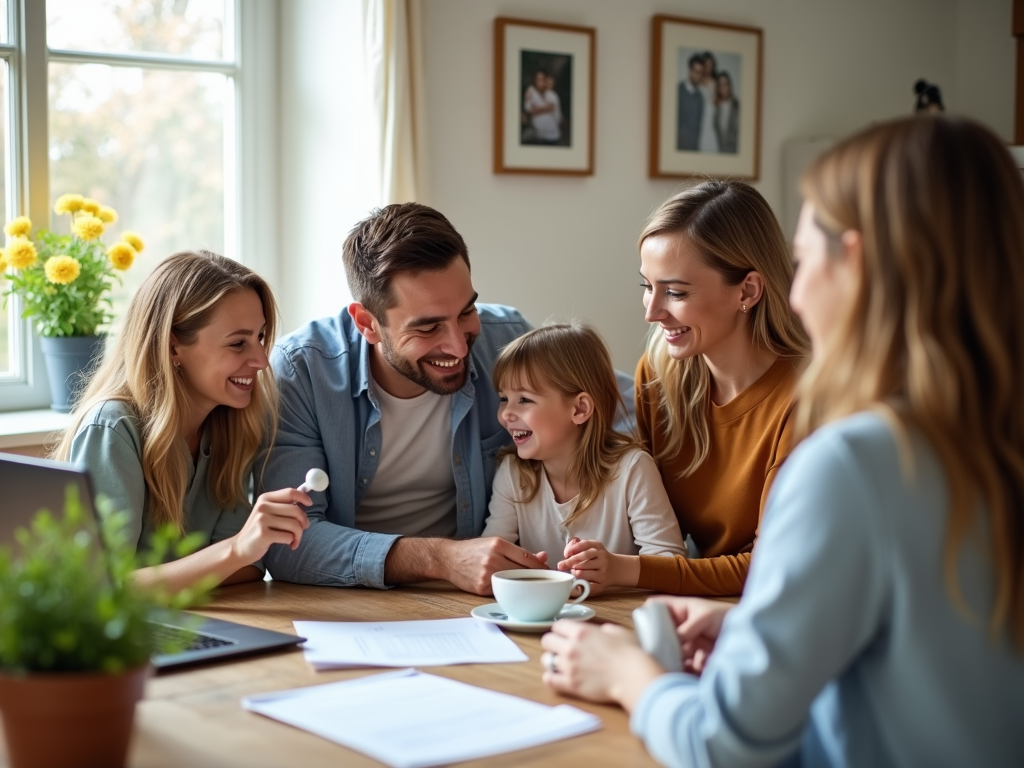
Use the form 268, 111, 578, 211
470, 603, 596, 632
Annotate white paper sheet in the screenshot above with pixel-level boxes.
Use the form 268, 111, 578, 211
242, 668, 602, 768
293, 617, 528, 669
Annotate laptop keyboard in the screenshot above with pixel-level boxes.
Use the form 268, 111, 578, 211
151, 623, 237, 652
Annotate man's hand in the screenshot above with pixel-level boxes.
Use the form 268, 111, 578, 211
438, 537, 548, 595
384, 536, 547, 595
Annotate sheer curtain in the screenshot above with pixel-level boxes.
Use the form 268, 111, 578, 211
277, 0, 426, 332
363, 0, 426, 205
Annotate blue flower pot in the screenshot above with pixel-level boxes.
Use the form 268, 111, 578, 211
38, 335, 106, 413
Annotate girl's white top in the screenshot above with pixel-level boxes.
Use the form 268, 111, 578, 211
482, 447, 686, 561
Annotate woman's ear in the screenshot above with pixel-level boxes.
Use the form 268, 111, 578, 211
169, 335, 181, 364
572, 393, 595, 426
348, 302, 382, 344
739, 270, 765, 313
841, 230, 864, 272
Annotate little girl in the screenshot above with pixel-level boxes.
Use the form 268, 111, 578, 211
482, 323, 686, 595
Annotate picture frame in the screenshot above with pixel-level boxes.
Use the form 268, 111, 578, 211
494, 17, 595, 175
649, 15, 763, 180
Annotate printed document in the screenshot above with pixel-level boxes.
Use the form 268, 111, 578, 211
242, 668, 602, 768
293, 617, 528, 669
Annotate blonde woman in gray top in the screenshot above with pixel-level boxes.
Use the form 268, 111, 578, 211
54, 251, 310, 593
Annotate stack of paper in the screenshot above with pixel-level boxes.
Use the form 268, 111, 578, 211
242, 668, 602, 768
293, 617, 528, 670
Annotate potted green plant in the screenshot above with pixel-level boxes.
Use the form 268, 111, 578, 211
0, 194, 146, 411
0, 487, 208, 768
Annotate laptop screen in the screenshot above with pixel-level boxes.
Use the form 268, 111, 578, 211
0, 453, 109, 562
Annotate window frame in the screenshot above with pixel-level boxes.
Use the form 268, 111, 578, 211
0, 0, 277, 412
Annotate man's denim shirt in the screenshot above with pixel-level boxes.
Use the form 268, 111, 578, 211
260, 304, 532, 588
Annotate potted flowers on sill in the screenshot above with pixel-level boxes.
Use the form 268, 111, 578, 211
0, 194, 145, 411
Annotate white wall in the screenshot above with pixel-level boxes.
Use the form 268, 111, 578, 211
954, 0, 1014, 141
417, 0, 1012, 370
278, 0, 1015, 370
278, 0, 377, 336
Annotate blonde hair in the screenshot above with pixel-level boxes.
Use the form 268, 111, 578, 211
54, 250, 280, 533
796, 115, 1024, 651
492, 323, 638, 524
640, 181, 809, 474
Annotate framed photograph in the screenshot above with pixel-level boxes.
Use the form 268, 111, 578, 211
649, 15, 763, 180
494, 17, 595, 175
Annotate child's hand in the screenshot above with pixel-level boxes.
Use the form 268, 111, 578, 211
558, 539, 617, 596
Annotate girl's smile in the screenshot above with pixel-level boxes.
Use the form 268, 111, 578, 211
497, 384, 582, 465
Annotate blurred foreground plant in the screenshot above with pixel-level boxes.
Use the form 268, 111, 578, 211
0, 486, 212, 675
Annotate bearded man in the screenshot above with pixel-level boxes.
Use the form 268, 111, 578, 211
261, 203, 546, 594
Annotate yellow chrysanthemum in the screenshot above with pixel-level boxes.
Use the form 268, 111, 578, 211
54, 194, 86, 215
5, 236, 38, 269
4, 216, 32, 238
0, 248, 8, 272
107, 241, 136, 270
44, 255, 81, 285
80, 198, 101, 216
72, 215, 105, 242
97, 206, 118, 224
120, 231, 145, 252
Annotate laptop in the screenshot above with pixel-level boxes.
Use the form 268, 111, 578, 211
0, 453, 305, 671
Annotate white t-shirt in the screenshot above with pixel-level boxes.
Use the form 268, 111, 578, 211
482, 448, 687, 562
525, 86, 561, 142
698, 80, 719, 153
355, 379, 457, 537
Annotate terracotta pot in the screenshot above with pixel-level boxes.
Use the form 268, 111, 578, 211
0, 665, 150, 768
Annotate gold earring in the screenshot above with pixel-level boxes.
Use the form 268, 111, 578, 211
741, 304, 747, 313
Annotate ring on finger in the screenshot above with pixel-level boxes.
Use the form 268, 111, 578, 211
540, 651, 558, 674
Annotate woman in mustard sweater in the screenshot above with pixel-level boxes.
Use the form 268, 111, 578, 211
560, 181, 809, 596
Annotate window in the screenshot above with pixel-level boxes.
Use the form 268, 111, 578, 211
0, 0, 15, 380
0, 0, 275, 411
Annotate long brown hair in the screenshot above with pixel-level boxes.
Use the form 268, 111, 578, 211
640, 181, 809, 474
492, 323, 638, 524
54, 251, 279, 533
797, 116, 1024, 651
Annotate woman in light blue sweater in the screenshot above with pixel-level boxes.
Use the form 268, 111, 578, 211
539, 115, 1024, 767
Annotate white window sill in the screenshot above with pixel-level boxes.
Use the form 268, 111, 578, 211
0, 409, 72, 450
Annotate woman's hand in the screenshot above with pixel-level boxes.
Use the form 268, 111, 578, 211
230, 488, 311, 564
558, 539, 639, 595
541, 619, 665, 711
649, 596, 732, 674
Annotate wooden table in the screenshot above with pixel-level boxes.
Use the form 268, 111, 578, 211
123, 580, 660, 767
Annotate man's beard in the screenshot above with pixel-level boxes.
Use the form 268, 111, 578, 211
379, 330, 477, 395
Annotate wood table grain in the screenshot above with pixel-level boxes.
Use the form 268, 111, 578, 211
112, 580, 661, 768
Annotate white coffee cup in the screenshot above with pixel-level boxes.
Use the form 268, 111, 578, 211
491, 569, 590, 622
